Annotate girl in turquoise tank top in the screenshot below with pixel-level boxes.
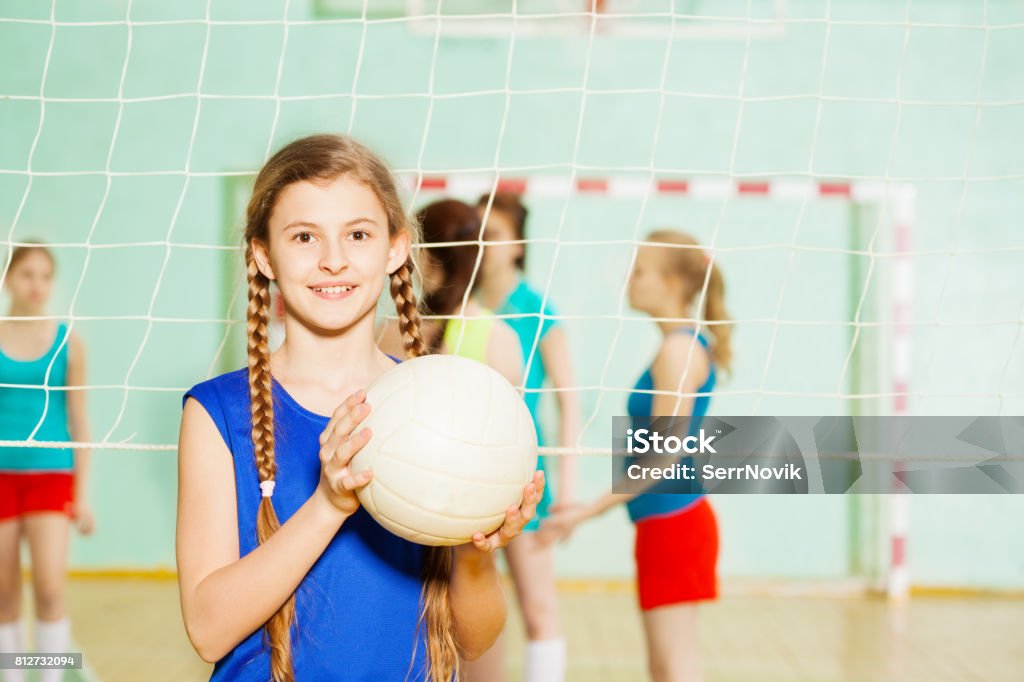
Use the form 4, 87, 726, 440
541, 231, 733, 682
0, 243, 94, 679
177, 135, 545, 682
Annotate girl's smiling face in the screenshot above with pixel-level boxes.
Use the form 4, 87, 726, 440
252, 175, 409, 333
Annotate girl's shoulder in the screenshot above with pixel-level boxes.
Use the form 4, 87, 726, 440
183, 367, 250, 412
664, 326, 713, 350
655, 329, 713, 372
182, 368, 251, 452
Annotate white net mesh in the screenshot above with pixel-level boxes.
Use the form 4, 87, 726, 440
0, 2, 1021, 453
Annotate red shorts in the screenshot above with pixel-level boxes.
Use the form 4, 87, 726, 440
0, 472, 75, 521
634, 497, 719, 611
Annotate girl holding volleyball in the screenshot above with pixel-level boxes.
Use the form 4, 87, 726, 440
467, 192, 581, 682
542, 231, 731, 682
176, 135, 544, 682
0, 243, 94, 682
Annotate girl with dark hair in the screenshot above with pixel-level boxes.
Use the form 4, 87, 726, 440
378, 198, 523, 385
176, 135, 544, 682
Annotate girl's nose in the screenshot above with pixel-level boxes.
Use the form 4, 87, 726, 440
319, 239, 348, 274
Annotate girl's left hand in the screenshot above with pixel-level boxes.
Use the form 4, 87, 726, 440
71, 501, 95, 535
463, 470, 545, 553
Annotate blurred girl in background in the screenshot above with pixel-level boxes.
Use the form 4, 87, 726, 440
0, 243, 94, 682
542, 231, 731, 682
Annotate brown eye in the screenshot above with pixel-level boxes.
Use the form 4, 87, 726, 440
350, 230, 369, 241
295, 232, 313, 243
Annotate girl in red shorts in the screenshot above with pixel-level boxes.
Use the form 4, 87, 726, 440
542, 231, 732, 682
0, 244, 94, 682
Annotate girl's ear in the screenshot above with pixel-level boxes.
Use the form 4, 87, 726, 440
251, 238, 276, 281
387, 230, 411, 276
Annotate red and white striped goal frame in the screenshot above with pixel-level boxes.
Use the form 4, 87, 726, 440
404, 172, 915, 600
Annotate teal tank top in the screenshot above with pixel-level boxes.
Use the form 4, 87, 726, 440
495, 280, 557, 529
496, 279, 558, 447
625, 327, 716, 523
0, 323, 74, 471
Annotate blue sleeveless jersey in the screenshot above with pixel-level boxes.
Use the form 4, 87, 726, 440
625, 328, 716, 523
0, 323, 73, 471
183, 367, 432, 682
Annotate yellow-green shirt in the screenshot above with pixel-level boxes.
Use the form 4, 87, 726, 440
442, 310, 496, 363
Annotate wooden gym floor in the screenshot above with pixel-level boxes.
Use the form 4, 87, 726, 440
18, 577, 1023, 681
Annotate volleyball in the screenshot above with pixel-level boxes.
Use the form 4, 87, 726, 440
350, 354, 538, 546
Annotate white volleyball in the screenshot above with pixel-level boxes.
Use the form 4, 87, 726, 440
350, 354, 538, 546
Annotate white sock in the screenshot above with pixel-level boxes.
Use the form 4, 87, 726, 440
34, 618, 70, 682
524, 638, 566, 682
0, 619, 27, 682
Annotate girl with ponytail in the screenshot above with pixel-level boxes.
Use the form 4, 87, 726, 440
541, 230, 731, 682
176, 134, 544, 682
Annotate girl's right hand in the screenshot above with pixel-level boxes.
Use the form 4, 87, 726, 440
316, 389, 374, 517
